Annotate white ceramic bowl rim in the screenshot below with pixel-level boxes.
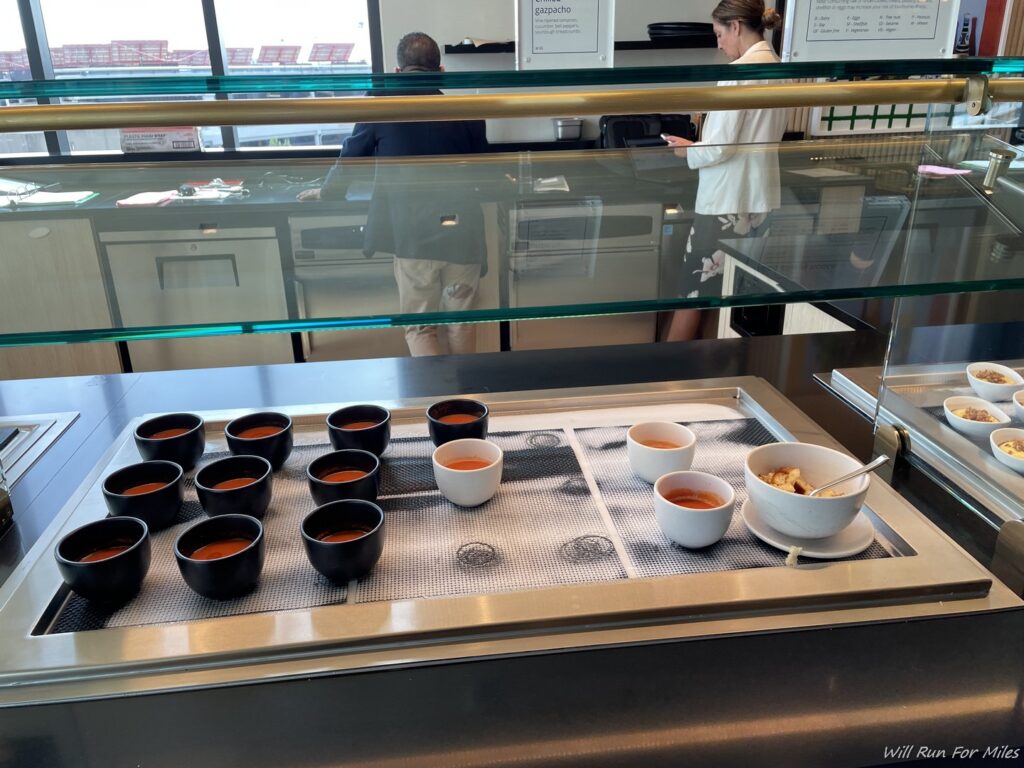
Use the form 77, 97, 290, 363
432, 438, 503, 472
626, 422, 696, 449
745, 443, 868, 498
943, 396, 1010, 424
967, 362, 1024, 384
654, 470, 736, 507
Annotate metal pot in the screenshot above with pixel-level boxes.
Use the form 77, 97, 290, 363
553, 117, 583, 141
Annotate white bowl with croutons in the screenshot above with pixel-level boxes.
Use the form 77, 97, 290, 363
966, 362, 1024, 402
744, 442, 870, 539
990, 428, 1024, 474
943, 396, 1010, 439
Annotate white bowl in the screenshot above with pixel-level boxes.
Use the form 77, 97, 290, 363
626, 422, 696, 484
744, 443, 869, 540
654, 471, 735, 549
966, 362, 1024, 402
990, 428, 1024, 474
432, 438, 503, 507
1014, 391, 1024, 423
942, 396, 1010, 439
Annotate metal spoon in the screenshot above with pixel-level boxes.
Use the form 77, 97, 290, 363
808, 455, 889, 497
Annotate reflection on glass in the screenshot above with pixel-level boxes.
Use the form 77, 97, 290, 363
38, 0, 211, 152
0, 1, 48, 156
40, 0, 211, 77
0, 133, 1021, 352
215, 0, 373, 149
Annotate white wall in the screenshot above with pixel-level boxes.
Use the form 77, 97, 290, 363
379, 0, 722, 68
377, 0, 728, 142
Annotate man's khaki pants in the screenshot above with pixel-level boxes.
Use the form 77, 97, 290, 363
393, 258, 481, 357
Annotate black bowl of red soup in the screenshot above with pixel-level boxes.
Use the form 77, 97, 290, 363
225, 411, 294, 471
134, 413, 206, 472
174, 514, 265, 600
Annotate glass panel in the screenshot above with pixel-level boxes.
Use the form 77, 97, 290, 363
870, 84, 1024, 528
215, 0, 373, 149
1, 58, 1023, 101
0, 1, 47, 156
0, 131, 1022, 355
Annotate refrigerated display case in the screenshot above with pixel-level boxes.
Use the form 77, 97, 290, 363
2, 58, 1024, 766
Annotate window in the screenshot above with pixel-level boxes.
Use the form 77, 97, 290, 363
215, 0, 373, 148
40, 0, 211, 78
40, 0, 212, 152
0, 1, 379, 156
0, 1, 48, 155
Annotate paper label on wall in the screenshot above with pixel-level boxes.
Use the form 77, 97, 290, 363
783, 0, 957, 61
532, 0, 601, 53
807, 0, 941, 42
120, 127, 201, 153
516, 0, 614, 70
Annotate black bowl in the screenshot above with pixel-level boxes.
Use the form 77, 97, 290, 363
174, 514, 264, 600
301, 500, 385, 585
134, 413, 206, 472
427, 399, 489, 447
225, 411, 294, 471
55, 516, 151, 606
327, 404, 391, 457
102, 460, 184, 531
306, 449, 380, 506
195, 455, 273, 519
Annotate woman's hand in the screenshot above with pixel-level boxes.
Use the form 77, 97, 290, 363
296, 188, 322, 202
661, 134, 694, 158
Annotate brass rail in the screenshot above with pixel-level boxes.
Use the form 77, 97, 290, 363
0, 78, 982, 132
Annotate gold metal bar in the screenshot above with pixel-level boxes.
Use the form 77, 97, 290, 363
990, 78, 1024, 102
0, 78, 973, 133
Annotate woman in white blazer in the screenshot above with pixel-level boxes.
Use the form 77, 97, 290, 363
663, 0, 789, 341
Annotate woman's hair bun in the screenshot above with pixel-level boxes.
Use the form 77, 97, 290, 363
762, 8, 782, 30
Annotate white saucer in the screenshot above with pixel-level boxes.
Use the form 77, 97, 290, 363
741, 499, 876, 560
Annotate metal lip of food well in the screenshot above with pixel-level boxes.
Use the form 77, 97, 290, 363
0, 377, 1018, 708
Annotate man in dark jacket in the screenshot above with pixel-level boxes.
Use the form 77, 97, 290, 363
300, 32, 489, 357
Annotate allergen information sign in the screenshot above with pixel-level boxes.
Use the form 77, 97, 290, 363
783, 0, 957, 62
516, 0, 614, 70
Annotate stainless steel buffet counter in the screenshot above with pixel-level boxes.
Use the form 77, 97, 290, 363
0, 377, 1018, 710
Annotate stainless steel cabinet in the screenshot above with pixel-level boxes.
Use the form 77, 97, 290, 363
102, 228, 293, 372
507, 200, 662, 350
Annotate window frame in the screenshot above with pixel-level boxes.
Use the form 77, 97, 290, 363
7, 0, 383, 161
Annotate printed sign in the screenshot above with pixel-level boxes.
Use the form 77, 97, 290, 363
516, 0, 614, 70
120, 127, 201, 153
807, 0, 941, 42
783, 0, 958, 61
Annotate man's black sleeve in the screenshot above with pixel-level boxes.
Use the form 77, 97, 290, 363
320, 123, 377, 199
468, 120, 489, 153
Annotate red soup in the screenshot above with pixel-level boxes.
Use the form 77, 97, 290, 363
190, 538, 253, 561
318, 529, 370, 544
664, 489, 725, 510
148, 427, 191, 440
236, 425, 284, 439
342, 421, 379, 430
212, 477, 257, 491
121, 482, 168, 496
445, 458, 492, 471
437, 413, 480, 425
321, 469, 368, 483
79, 545, 130, 563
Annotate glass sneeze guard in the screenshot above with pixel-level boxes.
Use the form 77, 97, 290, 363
0, 130, 1024, 347
4, 56, 1024, 349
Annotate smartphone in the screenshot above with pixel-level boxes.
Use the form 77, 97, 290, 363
659, 133, 672, 145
